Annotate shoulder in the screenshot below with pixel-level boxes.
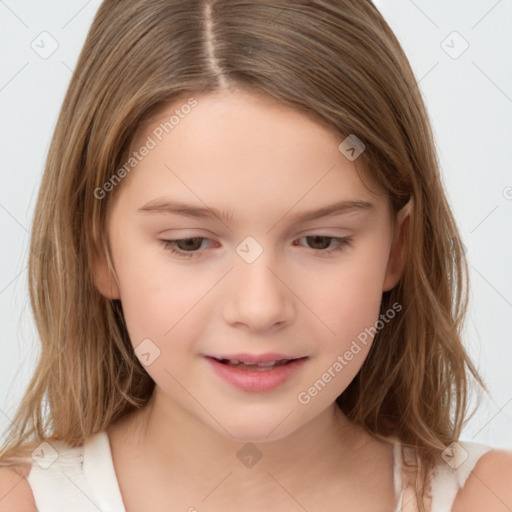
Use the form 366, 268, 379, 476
0, 463, 37, 512
452, 448, 512, 512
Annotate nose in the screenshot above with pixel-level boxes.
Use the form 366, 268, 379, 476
222, 249, 295, 332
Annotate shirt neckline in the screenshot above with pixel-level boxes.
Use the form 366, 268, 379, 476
83, 430, 127, 512
83, 430, 406, 512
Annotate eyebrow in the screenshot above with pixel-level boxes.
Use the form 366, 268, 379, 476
137, 198, 375, 224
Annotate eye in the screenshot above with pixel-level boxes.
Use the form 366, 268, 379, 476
160, 237, 214, 259
294, 235, 353, 254
159, 235, 353, 259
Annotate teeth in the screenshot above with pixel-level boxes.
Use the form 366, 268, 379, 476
229, 359, 283, 366
221, 358, 290, 369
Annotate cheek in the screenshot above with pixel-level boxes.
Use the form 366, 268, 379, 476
111, 233, 211, 350
301, 249, 389, 346
293, 251, 389, 407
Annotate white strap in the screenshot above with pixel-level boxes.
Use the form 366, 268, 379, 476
83, 431, 127, 511
392, 439, 492, 512
27, 439, 98, 512
392, 439, 422, 511
429, 441, 493, 512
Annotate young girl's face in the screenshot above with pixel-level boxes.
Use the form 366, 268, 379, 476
97, 87, 407, 442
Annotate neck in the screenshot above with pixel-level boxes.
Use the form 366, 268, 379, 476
107, 387, 398, 510
116, 387, 365, 485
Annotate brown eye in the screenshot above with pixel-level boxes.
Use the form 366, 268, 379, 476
295, 235, 353, 254
160, 237, 212, 259
173, 237, 204, 251
304, 236, 332, 250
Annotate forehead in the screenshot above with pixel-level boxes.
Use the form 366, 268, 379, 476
135, 87, 334, 138
115, 88, 388, 218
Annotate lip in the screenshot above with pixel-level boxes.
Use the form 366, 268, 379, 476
205, 355, 308, 393
208, 352, 302, 364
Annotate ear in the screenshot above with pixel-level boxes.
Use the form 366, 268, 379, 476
382, 199, 412, 292
91, 237, 121, 300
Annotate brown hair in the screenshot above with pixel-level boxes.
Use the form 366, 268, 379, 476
0, 1, 485, 509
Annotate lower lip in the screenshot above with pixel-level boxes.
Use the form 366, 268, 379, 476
205, 357, 308, 392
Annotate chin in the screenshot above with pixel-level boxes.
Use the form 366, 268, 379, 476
222, 425, 295, 444
206, 407, 303, 444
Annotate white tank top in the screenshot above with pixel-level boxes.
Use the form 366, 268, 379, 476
26, 430, 492, 511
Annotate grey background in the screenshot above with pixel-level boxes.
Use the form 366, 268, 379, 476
1, 0, 511, 448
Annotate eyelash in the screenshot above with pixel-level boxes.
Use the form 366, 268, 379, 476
159, 235, 353, 259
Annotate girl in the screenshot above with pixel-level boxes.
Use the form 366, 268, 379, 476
1, 1, 511, 511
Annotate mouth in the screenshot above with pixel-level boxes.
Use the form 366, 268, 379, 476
204, 354, 309, 392
207, 354, 307, 371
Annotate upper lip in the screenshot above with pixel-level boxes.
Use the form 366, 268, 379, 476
207, 353, 307, 363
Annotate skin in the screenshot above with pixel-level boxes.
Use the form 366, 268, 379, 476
2, 87, 512, 512
93, 87, 411, 511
